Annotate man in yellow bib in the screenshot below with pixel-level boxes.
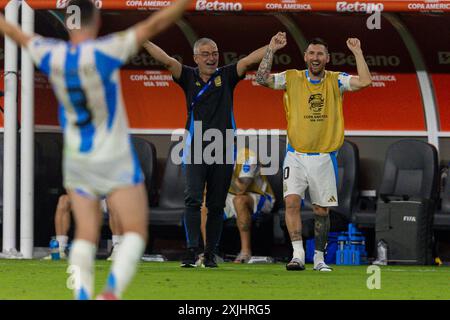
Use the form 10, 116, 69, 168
199, 148, 275, 264
256, 33, 372, 271
225, 148, 276, 263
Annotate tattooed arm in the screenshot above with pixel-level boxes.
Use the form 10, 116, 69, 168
256, 32, 287, 89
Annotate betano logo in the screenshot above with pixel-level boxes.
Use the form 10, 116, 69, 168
331, 52, 400, 67
195, 0, 243, 11
336, 1, 384, 13
56, 0, 102, 9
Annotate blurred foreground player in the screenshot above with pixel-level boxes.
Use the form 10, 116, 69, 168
0, 0, 191, 299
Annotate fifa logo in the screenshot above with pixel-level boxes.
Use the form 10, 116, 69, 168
403, 216, 417, 222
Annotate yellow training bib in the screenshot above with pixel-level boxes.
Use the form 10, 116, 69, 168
284, 70, 344, 153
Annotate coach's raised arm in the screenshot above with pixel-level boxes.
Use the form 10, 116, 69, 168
143, 41, 183, 79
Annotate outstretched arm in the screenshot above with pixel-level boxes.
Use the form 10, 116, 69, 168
346, 38, 372, 91
143, 41, 182, 79
134, 0, 191, 46
0, 14, 33, 47
255, 32, 287, 89
236, 45, 269, 78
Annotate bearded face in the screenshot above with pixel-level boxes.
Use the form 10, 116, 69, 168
304, 44, 330, 77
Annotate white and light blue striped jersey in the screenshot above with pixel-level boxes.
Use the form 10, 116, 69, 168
273, 70, 353, 94
27, 29, 144, 197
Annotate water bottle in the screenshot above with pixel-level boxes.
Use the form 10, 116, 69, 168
336, 234, 347, 265
440, 167, 448, 198
360, 237, 368, 264
373, 239, 387, 265
50, 238, 60, 261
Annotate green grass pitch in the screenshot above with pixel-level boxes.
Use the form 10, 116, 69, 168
0, 260, 448, 300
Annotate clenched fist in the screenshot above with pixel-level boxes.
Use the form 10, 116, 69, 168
269, 32, 287, 52
346, 38, 362, 54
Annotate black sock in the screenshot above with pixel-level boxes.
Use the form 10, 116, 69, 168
314, 214, 330, 252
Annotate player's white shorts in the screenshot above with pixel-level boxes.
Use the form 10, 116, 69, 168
63, 148, 144, 199
224, 193, 275, 219
283, 149, 338, 207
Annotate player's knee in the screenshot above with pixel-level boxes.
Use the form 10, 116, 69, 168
233, 195, 250, 209
313, 206, 329, 216
57, 195, 71, 211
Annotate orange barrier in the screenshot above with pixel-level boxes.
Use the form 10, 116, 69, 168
0, 7, 446, 132
433, 74, 450, 132
0, 70, 426, 131
25, 0, 450, 12
343, 73, 425, 131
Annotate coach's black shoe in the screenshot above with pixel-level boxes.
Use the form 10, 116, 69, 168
202, 252, 218, 268
180, 248, 198, 268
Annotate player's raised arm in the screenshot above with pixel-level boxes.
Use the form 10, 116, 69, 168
255, 32, 287, 89
0, 13, 33, 47
143, 41, 182, 79
133, 0, 191, 46
346, 38, 372, 91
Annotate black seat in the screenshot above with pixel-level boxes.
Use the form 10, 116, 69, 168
265, 135, 286, 215
353, 139, 439, 228
35, 134, 64, 196
34, 134, 64, 246
333, 140, 360, 221
434, 173, 450, 229
131, 137, 158, 207
149, 141, 186, 226
280, 140, 360, 238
